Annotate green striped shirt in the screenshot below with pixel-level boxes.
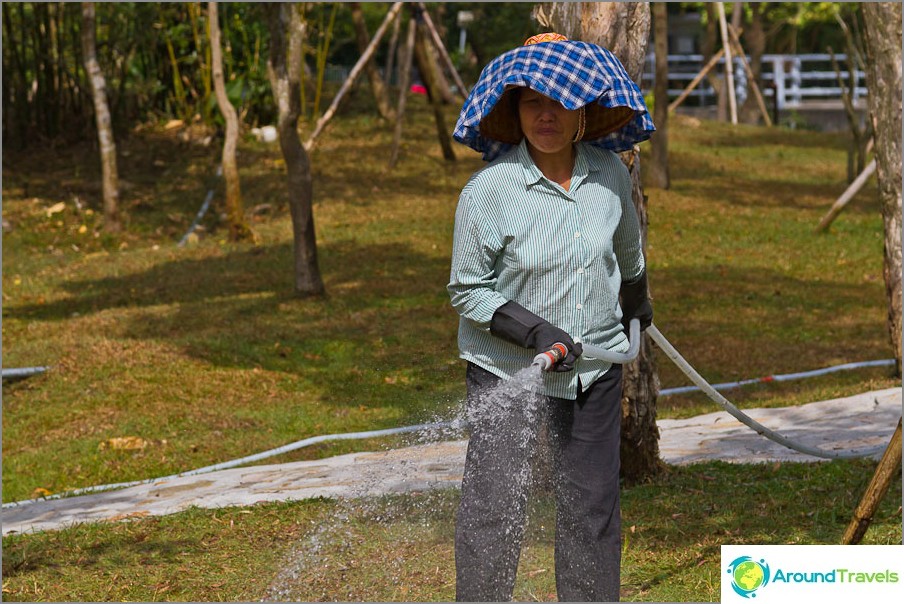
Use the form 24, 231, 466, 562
448, 139, 645, 399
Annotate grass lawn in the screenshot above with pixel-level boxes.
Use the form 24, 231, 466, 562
2, 97, 901, 601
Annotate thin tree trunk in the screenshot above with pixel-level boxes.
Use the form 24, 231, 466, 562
726, 27, 771, 127
384, 6, 401, 87
739, 3, 766, 124
537, 1, 663, 481
388, 16, 416, 169
209, 1, 253, 242
417, 2, 468, 102
702, 3, 727, 121
350, 2, 396, 121
649, 3, 669, 189
717, 2, 737, 124
3, 3, 28, 148
81, 2, 121, 233
266, 3, 326, 298
413, 15, 455, 161
863, 2, 903, 375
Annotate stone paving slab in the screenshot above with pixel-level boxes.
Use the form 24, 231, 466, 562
3, 388, 900, 536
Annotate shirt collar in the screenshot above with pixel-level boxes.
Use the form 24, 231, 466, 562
516, 138, 595, 191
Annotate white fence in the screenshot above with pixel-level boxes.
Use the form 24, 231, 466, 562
642, 53, 867, 111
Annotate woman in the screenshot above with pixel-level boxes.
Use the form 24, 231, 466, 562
447, 33, 655, 602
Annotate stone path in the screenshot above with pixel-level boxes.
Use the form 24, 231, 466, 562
3, 388, 900, 536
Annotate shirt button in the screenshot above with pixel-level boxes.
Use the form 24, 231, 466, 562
576, 303, 583, 310
577, 267, 584, 274
574, 231, 582, 238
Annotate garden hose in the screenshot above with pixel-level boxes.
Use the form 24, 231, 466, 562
646, 324, 890, 460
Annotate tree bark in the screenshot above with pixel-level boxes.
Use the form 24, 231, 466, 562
538, 2, 663, 481
350, 2, 396, 121
81, 2, 121, 233
649, 3, 669, 190
209, 1, 253, 243
265, 3, 326, 298
863, 2, 903, 375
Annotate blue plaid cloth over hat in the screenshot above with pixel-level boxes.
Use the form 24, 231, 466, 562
453, 38, 655, 161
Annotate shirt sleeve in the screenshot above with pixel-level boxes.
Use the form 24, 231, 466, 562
611, 159, 646, 282
447, 190, 509, 329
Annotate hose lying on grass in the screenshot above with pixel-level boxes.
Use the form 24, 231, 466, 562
2, 340, 896, 508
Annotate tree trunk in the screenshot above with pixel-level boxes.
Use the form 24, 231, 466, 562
701, 3, 727, 121
388, 16, 417, 170
419, 6, 455, 105
81, 2, 121, 233
265, 3, 326, 298
863, 2, 903, 375
413, 13, 455, 162
538, 2, 663, 481
739, 3, 766, 124
649, 3, 669, 190
209, 1, 253, 243
350, 2, 396, 121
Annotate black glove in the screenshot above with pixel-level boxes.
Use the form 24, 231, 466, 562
620, 270, 653, 333
490, 301, 583, 372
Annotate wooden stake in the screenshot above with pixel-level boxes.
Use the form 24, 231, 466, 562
717, 2, 737, 124
413, 16, 455, 161
727, 24, 772, 127
388, 16, 417, 169
304, 2, 404, 151
668, 48, 725, 113
816, 158, 877, 232
842, 418, 902, 544
417, 2, 468, 101
384, 7, 402, 88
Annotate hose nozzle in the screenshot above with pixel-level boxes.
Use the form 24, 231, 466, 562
532, 342, 569, 371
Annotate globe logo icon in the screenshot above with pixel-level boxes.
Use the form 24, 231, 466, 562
727, 556, 771, 598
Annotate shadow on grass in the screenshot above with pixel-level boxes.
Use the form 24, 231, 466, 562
669, 152, 880, 215
5, 242, 886, 378
4, 238, 459, 412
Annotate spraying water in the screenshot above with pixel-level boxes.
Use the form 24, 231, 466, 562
262, 365, 549, 601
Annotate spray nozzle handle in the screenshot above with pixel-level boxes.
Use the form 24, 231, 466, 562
532, 342, 569, 372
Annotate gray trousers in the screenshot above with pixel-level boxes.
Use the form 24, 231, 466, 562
455, 362, 623, 602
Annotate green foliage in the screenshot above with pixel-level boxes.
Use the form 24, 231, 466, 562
440, 2, 539, 82
3, 2, 874, 147
672, 2, 863, 54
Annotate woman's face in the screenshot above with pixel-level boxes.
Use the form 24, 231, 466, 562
517, 88, 581, 157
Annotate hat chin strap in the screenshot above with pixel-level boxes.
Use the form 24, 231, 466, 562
572, 106, 586, 142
